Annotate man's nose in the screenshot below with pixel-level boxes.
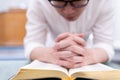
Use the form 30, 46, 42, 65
63, 3, 75, 15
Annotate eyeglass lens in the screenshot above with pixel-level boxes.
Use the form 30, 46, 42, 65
50, 0, 88, 8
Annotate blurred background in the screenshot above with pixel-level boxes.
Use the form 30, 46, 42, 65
0, 0, 120, 80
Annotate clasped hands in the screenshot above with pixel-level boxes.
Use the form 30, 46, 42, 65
51, 32, 95, 69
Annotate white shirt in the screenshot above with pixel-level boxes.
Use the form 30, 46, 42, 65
24, 0, 118, 61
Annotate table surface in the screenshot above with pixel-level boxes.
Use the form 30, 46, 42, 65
0, 60, 29, 80
0, 60, 120, 80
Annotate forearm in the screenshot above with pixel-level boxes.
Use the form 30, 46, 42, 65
30, 47, 55, 61
87, 48, 109, 63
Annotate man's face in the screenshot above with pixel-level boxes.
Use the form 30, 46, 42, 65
56, 5, 85, 21
48, 0, 89, 21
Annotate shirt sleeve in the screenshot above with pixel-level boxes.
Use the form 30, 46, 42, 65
24, 0, 48, 59
92, 0, 118, 61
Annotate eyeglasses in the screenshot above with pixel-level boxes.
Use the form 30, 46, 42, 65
48, 0, 89, 8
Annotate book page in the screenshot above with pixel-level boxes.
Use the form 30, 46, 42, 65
22, 60, 68, 75
69, 63, 115, 76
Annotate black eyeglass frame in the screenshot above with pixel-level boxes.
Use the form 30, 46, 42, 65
48, 0, 89, 8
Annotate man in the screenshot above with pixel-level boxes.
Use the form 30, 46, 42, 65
24, 0, 117, 69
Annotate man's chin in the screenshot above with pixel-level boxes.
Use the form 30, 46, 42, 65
65, 17, 78, 21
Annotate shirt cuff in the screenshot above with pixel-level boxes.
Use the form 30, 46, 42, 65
93, 43, 115, 62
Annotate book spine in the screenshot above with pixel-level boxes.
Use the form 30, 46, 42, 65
62, 77, 74, 80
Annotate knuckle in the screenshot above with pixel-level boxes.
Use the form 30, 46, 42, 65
70, 45, 77, 51
69, 51, 73, 55
53, 52, 58, 56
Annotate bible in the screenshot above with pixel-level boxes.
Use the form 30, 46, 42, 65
11, 60, 120, 80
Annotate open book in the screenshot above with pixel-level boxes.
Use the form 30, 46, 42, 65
12, 60, 120, 80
